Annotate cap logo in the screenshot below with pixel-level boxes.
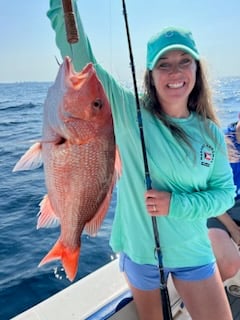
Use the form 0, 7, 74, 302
165, 31, 174, 38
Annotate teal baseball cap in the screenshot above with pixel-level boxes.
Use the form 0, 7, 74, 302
146, 26, 200, 70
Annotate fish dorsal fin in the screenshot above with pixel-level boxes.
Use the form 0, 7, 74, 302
37, 195, 60, 229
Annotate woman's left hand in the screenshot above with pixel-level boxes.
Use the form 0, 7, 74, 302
145, 189, 171, 216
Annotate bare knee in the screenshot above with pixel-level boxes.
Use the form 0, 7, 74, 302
209, 229, 240, 281
217, 254, 240, 280
128, 283, 163, 320
219, 262, 240, 281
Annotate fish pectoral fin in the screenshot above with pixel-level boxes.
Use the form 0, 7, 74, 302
13, 142, 43, 172
37, 195, 60, 229
38, 240, 80, 282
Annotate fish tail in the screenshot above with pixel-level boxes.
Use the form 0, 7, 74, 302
38, 239, 80, 281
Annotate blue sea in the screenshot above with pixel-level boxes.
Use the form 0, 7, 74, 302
0, 78, 240, 320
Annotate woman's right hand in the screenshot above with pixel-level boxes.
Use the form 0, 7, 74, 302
145, 189, 171, 216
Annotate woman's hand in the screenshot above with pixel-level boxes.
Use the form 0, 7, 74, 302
145, 189, 171, 216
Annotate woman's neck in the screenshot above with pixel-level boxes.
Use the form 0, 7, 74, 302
162, 104, 190, 118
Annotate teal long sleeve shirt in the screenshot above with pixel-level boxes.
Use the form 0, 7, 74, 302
47, 0, 235, 268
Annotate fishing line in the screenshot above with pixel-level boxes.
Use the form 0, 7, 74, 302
107, 0, 114, 76
121, 1, 173, 319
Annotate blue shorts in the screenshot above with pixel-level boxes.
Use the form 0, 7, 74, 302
119, 253, 216, 290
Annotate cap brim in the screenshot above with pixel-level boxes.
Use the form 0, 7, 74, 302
149, 44, 200, 70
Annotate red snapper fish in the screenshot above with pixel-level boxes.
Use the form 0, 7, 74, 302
13, 56, 120, 281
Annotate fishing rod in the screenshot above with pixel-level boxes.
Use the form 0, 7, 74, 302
62, 0, 79, 44
121, 1, 173, 319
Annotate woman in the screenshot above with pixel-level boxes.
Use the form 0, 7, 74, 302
208, 117, 240, 282
47, 1, 235, 319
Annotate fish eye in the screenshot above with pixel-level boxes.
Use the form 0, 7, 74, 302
92, 99, 103, 109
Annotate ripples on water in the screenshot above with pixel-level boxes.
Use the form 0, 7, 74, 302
213, 77, 240, 126
0, 78, 239, 319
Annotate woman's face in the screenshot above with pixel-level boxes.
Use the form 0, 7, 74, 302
151, 50, 197, 113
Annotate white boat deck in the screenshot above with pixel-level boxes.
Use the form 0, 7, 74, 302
11, 260, 126, 320
11, 259, 240, 320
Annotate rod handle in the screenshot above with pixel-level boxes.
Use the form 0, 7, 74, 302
62, 0, 79, 44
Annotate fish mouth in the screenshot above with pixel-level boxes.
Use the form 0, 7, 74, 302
64, 56, 95, 77
64, 57, 96, 90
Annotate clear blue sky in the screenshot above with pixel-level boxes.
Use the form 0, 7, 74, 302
1, 0, 240, 83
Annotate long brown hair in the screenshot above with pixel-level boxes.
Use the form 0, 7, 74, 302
142, 60, 219, 147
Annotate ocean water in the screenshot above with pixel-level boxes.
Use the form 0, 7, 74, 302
0, 78, 240, 320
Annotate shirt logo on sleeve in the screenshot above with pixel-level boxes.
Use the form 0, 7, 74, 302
200, 144, 214, 167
